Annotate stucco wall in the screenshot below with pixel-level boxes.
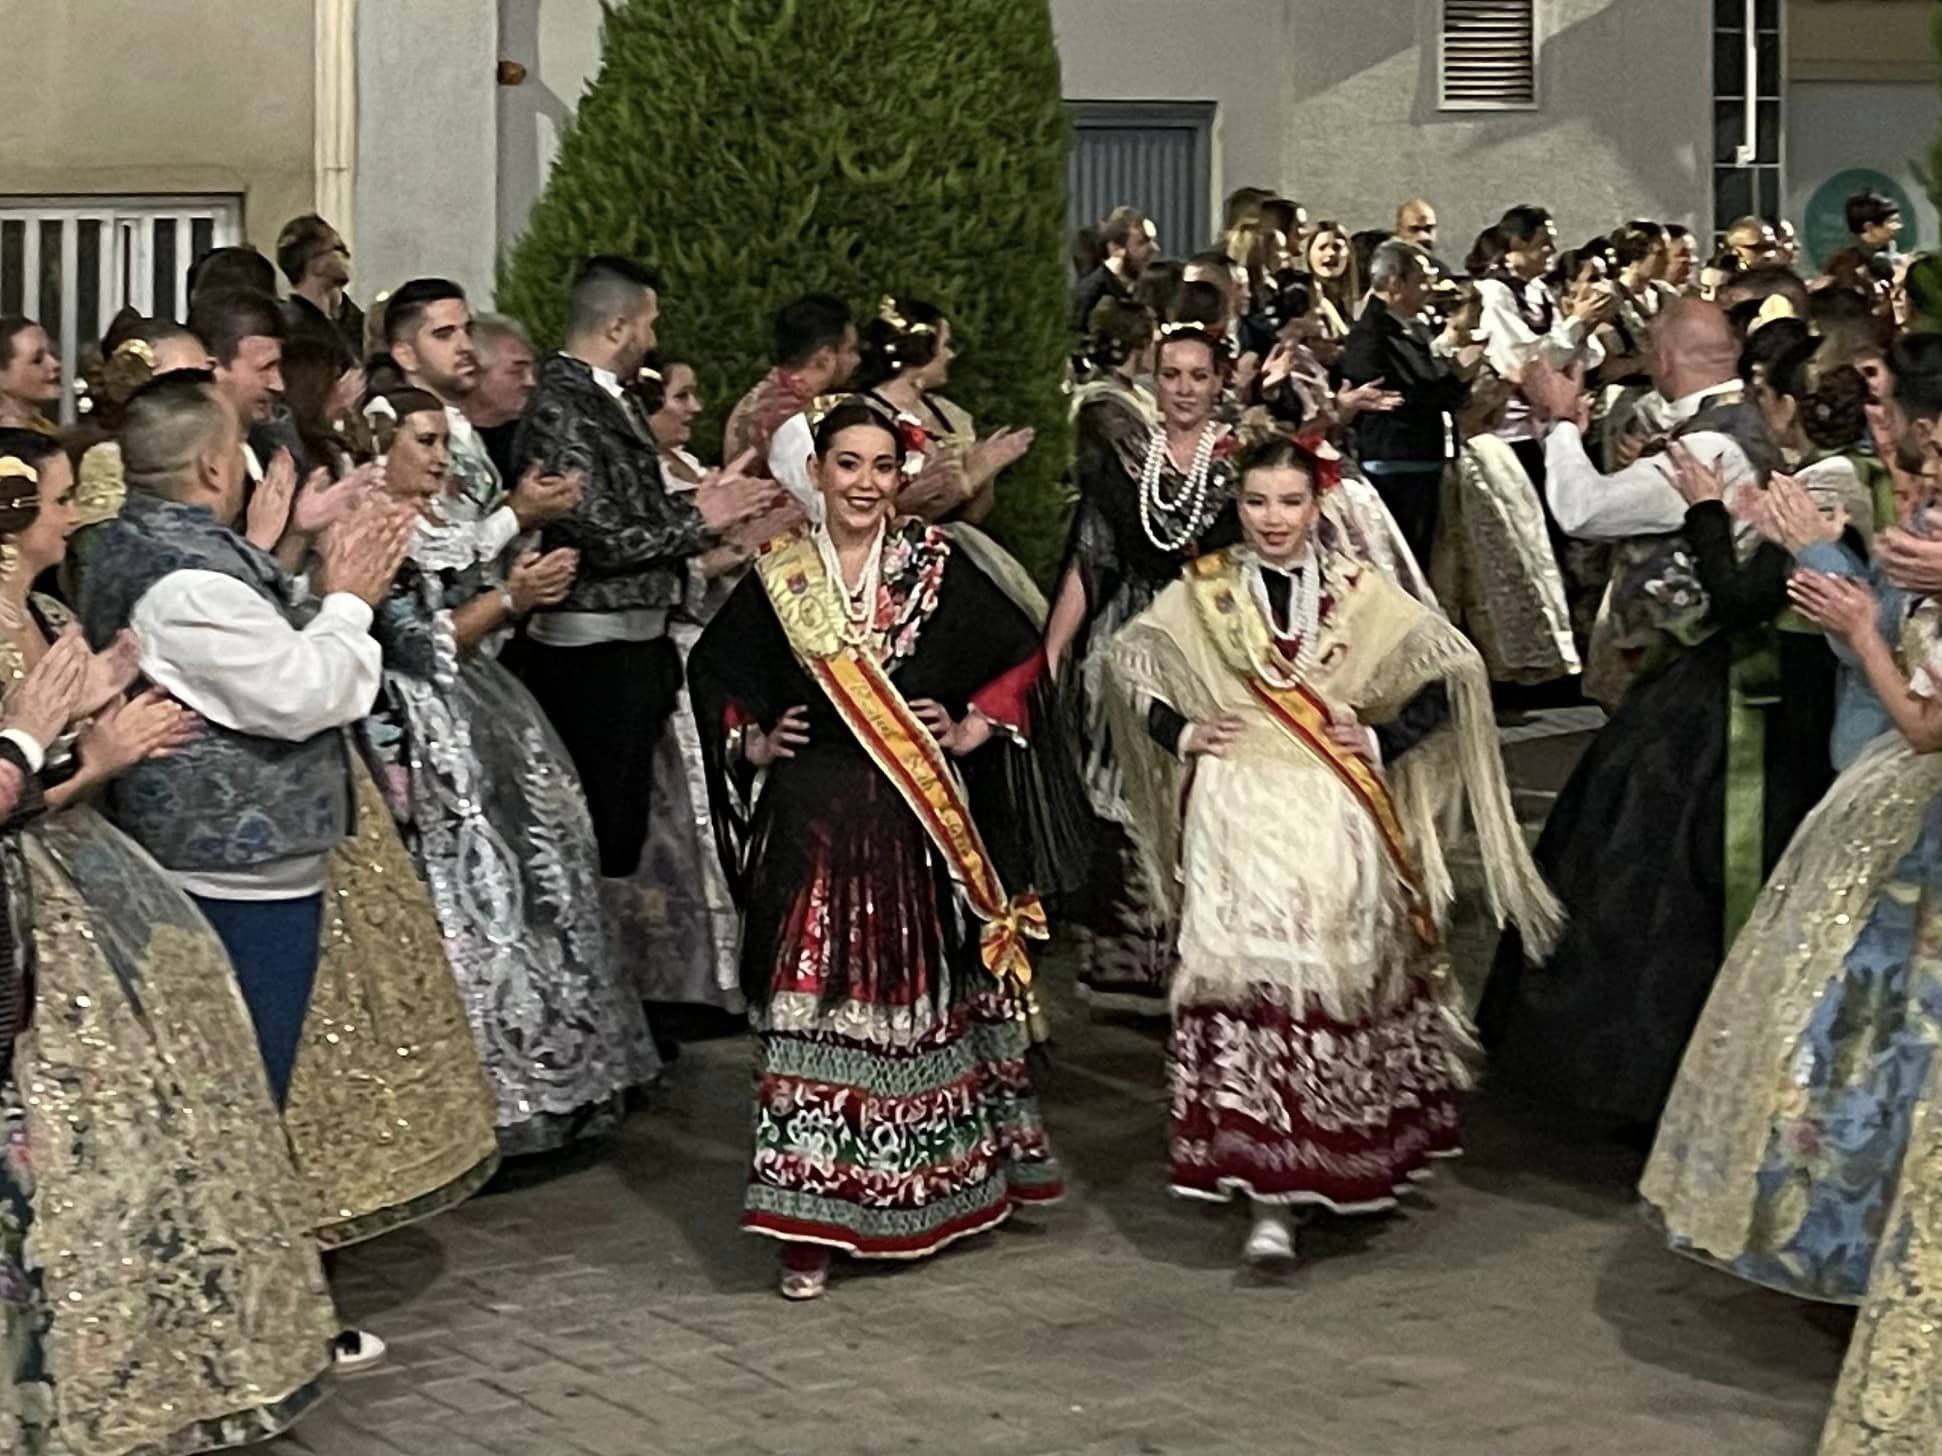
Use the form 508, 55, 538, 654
498, 0, 607, 263
1281, 0, 1712, 254
1051, 0, 1292, 210
356, 0, 500, 303
0, 0, 313, 244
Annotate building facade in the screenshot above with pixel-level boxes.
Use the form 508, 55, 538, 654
0, 0, 1933, 413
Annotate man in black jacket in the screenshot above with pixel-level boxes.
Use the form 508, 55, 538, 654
1342, 240, 1472, 566
512, 256, 775, 877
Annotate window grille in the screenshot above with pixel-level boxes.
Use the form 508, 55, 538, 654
1439, 0, 1539, 111
0, 196, 242, 423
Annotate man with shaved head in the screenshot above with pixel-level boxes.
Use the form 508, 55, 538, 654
1518, 298, 1768, 539
1479, 293, 1840, 1134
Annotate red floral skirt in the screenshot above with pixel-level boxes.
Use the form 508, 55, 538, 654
1167, 981, 1461, 1212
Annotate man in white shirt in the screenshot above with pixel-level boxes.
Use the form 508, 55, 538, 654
71, 373, 410, 1106
1521, 299, 1757, 541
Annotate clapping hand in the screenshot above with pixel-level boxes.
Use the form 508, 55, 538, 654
1758, 472, 1846, 553
316, 502, 415, 607
506, 548, 578, 613
76, 628, 143, 719
291, 464, 376, 537
4, 625, 90, 746
81, 688, 197, 776
1338, 378, 1403, 417
1788, 569, 1878, 643
509, 464, 585, 529
972, 428, 1034, 479
1875, 527, 1942, 593
1522, 359, 1589, 430
696, 448, 781, 532
245, 448, 301, 551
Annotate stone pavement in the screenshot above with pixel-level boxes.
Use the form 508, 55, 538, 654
271, 715, 1849, 1456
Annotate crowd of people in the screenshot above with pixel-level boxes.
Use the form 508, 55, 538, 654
0, 171, 1929, 1452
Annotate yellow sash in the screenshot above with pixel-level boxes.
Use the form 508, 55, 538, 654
1187, 550, 1437, 946
753, 530, 1047, 988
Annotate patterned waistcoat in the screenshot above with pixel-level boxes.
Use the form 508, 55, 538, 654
72, 492, 353, 875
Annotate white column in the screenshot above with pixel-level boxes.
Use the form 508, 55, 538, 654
315, 0, 358, 243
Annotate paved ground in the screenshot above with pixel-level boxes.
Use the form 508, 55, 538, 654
271, 715, 1850, 1456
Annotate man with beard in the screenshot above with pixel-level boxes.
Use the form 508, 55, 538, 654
514, 256, 776, 879
1070, 205, 1157, 337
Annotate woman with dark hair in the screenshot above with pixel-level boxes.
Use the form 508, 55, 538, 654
1107, 434, 1555, 1265
687, 398, 1062, 1298
854, 295, 1031, 525
352, 385, 661, 1154
0, 319, 61, 432
1046, 324, 1240, 1012
0, 427, 345, 1452
623, 352, 757, 1025
280, 334, 366, 478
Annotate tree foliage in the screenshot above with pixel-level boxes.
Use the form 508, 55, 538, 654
499, 0, 1073, 580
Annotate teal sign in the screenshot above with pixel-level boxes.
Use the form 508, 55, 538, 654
1803, 167, 1920, 269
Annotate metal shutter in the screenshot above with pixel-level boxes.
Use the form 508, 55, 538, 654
1439, 0, 1538, 111
1066, 102, 1215, 261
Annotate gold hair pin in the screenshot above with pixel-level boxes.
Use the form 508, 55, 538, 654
0, 457, 39, 486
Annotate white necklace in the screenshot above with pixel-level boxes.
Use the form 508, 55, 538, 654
1138, 423, 1218, 552
814, 523, 886, 646
1244, 547, 1320, 688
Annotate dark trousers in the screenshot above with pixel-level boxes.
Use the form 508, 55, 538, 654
1362, 462, 1447, 571
522, 636, 682, 878
191, 893, 324, 1108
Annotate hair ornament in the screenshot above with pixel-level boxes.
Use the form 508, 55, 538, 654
74, 441, 127, 528
638, 365, 664, 385
362, 394, 399, 427
0, 457, 38, 487
1750, 294, 1800, 334
877, 296, 936, 340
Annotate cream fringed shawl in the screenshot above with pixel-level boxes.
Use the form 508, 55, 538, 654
1104, 547, 1564, 960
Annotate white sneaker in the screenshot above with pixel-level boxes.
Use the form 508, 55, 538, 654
1244, 1208, 1296, 1266
332, 1328, 388, 1374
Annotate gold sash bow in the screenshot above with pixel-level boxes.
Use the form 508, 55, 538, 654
754, 530, 1047, 988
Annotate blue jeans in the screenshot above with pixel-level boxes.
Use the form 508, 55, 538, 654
190, 894, 324, 1108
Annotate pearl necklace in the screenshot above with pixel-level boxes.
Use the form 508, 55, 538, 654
814, 523, 886, 647
1244, 547, 1320, 689
1138, 423, 1218, 552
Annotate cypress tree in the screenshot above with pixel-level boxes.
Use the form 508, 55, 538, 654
498, 0, 1073, 581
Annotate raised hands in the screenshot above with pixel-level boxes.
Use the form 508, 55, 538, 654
509, 463, 586, 529
696, 448, 781, 532
506, 548, 579, 613
244, 447, 301, 551
1788, 569, 1879, 643
1758, 472, 1846, 553
4, 625, 90, 746
316, 502, 415, 606
1667, 443, 1726, 506
81, 688, 197, 777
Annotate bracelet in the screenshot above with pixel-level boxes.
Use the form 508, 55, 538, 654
726, 723, 749, 763
499, 588, 521, 618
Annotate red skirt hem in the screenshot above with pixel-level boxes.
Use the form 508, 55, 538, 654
742, 1186, 1063, 1261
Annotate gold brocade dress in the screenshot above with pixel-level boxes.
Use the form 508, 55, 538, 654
284, 758, 501, 1246
1, 809, 337, 1453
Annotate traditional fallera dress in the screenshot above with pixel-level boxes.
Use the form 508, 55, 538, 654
688, 520, 1062, 1257
1643, 602, 1942, 1303
1478, 494, 1841, 1127
1109, 544, 1559, 1208
626, 447, 744, 1016
1063, 398, 1239, 1012
360, 509, 660, 1155
0, 610, 338, 1453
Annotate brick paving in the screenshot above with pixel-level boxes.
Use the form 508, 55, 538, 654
271, 720, 1849, 1456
